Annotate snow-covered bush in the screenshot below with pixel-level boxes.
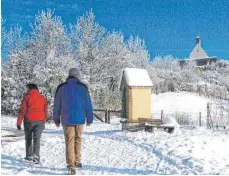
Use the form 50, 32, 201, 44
162, 116, 180, 134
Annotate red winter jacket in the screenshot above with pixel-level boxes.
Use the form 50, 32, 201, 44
17, 89, 48, 126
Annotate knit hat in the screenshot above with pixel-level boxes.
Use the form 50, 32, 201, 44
69, 68, 80, 78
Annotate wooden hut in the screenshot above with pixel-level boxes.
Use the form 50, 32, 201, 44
120, 68, 153, 121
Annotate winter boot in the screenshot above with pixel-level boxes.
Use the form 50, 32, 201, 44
24, 156, 33, 161
33, 155, 40, 164
75, 162, 82, 168
68, 168, 76, 175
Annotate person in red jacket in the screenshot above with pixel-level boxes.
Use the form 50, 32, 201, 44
17, 83, 48, 164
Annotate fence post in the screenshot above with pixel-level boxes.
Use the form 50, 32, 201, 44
108, 110, 110, 124
161, 110, 163, 120
207, 103, 210, 129
105, 109, 108, 123
199, 112, 201, 127
204, 84, 208, 97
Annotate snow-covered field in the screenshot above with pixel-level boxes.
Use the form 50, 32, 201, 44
151, 92, 213, 115
151, 92, 229, 127
2, 115, 229, 175
2, 92, 229, 175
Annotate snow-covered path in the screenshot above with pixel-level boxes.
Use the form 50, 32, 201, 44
2, 115, 229, 175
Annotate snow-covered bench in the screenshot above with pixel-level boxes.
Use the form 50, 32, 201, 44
120, 119, 141, 131
120, 118, 174, 133
138, 118, 174, 133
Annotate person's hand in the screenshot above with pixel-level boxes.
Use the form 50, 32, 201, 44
55, 123, 60, 127
17, 125, 21, 130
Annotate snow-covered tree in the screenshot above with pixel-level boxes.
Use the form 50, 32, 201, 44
69, 10, 106, 84
70, 11, 131, 109
148, 56, 182, 93
127, 35, 149, 69
1, 19, 7, 62
27, 9, 75, 114
96, 32, 130, 109
1, 22, 29, 114
1, 10, 75, 116
7, 25, 27, 54
1, 21, 27, 62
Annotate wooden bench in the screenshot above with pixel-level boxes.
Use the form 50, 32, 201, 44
120, 118, 175, 133
120, 119, 143, 131
144, 124, 175, 133
138, 118, 174, 133
138, 118, 163, 126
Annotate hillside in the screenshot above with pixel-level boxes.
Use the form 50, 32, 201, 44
151, 92, 213, 116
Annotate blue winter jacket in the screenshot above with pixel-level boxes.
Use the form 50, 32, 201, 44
53, 77, 93, 125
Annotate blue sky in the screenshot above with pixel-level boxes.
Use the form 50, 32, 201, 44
2, 0, 229, 59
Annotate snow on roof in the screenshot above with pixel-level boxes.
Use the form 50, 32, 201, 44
122, 68, 153, 87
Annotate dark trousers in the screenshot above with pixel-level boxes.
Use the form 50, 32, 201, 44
24, 121, 45, 159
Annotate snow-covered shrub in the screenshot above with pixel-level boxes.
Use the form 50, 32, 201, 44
174, 112, 196, 126
162, 116, 180, 134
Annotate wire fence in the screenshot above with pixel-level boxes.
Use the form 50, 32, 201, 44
151, 102, 229, 129
151, 112, 207, 128
207, 102, 229, 129
95, 101, 229, 130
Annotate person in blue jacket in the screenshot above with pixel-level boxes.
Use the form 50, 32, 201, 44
53, 68, 93, 175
